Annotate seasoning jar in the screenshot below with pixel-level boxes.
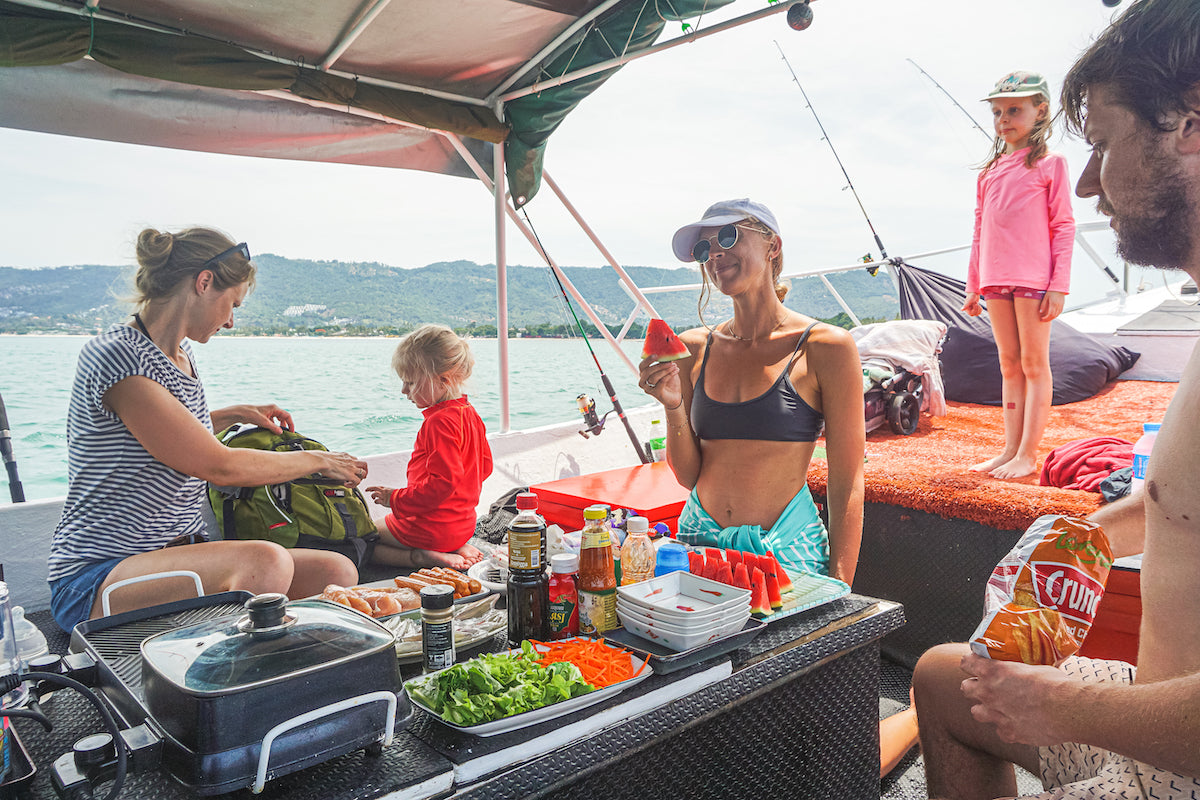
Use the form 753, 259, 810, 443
420, 585, 456, 673
578, 505, 618, 635
548, 553, 579, 640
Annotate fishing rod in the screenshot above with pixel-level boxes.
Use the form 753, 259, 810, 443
0, 393, 25, 503
775, 41, 888, 261
519, 210, 650, 465
906, 58, 992, 142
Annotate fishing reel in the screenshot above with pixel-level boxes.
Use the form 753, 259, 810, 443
576, 394, 612, 438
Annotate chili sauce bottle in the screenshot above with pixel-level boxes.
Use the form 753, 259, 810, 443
548, 553, 579, 640
578, 505, 618, 635
507, 492, 549, 645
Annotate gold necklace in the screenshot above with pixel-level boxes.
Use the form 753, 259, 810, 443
725, 316, 786, 342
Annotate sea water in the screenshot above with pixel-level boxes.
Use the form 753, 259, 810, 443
0, 335, 647, 502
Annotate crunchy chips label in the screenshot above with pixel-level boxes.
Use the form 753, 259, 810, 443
970, 515, 1113, 665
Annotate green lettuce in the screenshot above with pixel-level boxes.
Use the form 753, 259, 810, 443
406, 648, 595, 726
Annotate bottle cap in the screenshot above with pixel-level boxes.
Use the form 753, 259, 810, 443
626, 516, 649, 534
1143, 422, 1161, 433
551, 553, 578, 574
515, 492, 538, 511
583, 505, 608, 520
419, 584, 455, 610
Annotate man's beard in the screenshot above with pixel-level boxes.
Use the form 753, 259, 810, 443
1105, 150, 1194, 271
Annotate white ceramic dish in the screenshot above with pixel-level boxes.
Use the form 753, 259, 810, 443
466, 560, 506, 594
615, 595, 747, 628
616, 601, 749, 637
616, 607, 745, 651
617, 572, 750, 619
404, 642, 652, 736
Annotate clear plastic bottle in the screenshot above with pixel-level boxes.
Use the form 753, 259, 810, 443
648, 419, 666, 462
10, 608, 47, 665
1131, 422, 1160, 494
620, 516, 656, 585
0, 583, 27, 709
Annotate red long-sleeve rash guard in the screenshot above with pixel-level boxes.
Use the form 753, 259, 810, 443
383, 396, 493, 552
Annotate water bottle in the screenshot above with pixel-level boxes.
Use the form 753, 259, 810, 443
648, 419, 666, 462
0, 583, 28, 709
11, 608, 47, 665
1131, 422, 1160, 494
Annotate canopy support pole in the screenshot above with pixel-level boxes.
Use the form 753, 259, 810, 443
446, 135, 640, 378
492, 119, 511, 434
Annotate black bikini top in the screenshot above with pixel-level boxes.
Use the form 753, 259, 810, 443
690, 322, 824, 442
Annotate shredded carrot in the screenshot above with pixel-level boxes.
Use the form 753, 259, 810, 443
528, 638, 642, 689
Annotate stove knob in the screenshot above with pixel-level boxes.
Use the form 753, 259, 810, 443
27, 654, 63, 674
73, 733, 116, 770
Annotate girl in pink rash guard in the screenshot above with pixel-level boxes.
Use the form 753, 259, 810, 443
963, 70, 1075, 480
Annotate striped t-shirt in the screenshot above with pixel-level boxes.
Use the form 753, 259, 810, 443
48, 325, 212, 583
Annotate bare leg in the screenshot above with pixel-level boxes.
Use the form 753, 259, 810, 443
971, 299, 1025, 474
92, 540, 299, 619
991, 299, 1053, 480
372, 535, 471, 570
915, 643, 1041, 800
880, 687, 920, 779
286, 549, 359, 597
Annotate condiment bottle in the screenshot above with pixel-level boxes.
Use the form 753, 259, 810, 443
548, 553, 580, 640
578, 505, 618, 635
420, 584, 456, 673
507, 492, 550, 645
620, 516, 656, 585
1131, 422, 1160, 494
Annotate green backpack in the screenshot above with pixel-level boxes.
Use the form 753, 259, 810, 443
208, 424, 379, 568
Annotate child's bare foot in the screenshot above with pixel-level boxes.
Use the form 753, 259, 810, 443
969, 453, 1015, 473
414, 548, 470, 570
455, 543, 484, 566
990, 456, 1037, 480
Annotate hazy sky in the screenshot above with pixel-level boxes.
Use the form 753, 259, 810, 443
0, 0, 1132, 304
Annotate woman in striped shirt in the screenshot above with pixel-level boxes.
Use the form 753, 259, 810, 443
48, 227, 367, 632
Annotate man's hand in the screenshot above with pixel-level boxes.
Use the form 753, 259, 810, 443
959, 652, 1075, 747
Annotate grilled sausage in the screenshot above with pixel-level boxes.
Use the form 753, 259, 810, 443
428, 568, 472, 596
393, 575, 434, 593
413, 570, 464, 597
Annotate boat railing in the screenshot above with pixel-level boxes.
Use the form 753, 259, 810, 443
605, 219, 1128, 355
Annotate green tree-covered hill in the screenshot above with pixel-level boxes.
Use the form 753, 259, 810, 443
0, 256, 899, 335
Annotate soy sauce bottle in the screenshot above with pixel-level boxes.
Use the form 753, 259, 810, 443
507, 492, 549, 645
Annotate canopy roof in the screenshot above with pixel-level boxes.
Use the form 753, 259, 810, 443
0, 0, 737, 202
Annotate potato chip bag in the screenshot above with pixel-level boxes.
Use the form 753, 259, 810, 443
969, 515, 1113, 665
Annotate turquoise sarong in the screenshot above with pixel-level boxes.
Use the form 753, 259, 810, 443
676, 485, 829, 576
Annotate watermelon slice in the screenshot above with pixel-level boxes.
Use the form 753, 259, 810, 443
702, 555, 721, 582
765, 551, 794, 593
760, 556, 783, 610
703, 547, 723, 563
725, 548, 743, 568
642, 318, 690, 362
714, 560, 734, 586
687, 551, 704, 575
750, 567, 771, 617
732, 562, 751, 590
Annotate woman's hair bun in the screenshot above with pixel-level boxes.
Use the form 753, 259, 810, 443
136, 228, 176, 270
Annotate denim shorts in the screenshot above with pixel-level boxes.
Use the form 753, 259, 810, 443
49, 557, 125, 632
980, 284, 1046, 301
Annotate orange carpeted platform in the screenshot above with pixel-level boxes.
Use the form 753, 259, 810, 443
807, 380, 1177, 531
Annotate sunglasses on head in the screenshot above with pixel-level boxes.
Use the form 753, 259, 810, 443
692, 223, 761, 263
202, 242, 251, 269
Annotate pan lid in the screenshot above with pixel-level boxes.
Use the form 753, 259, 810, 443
140, 595, 394, 695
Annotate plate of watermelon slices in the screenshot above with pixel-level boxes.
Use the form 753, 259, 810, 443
684, 547, 851, 622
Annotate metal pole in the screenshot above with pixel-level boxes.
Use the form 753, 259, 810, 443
492, 115, 511, 433
0, 393, 25, 503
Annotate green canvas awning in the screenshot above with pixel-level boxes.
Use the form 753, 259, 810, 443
0, 0, 737, 202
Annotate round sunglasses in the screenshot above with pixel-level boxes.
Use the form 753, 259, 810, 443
692, 223, 760, 263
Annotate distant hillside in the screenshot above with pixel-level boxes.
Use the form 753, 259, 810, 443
0, 256, 899, 334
